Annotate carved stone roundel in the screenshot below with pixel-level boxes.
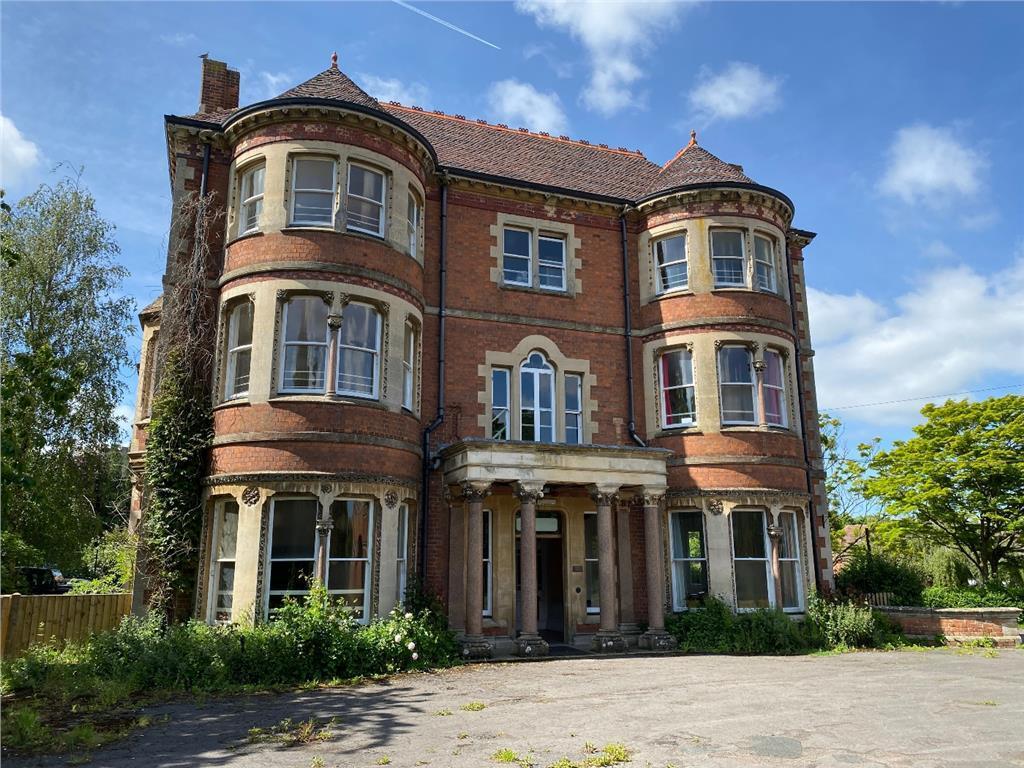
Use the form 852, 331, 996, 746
384, 490, 399, 509
241, 486, 261, 507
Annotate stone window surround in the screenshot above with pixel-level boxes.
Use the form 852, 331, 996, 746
489, 213, 583, 296
663, 497, 813, 614
638, 215, 789, 305
133, 324, 160, 425
643, 330, 801, 438
214, 278, 421, 415
198, 478, 417, 626
667, 507, 708, 612
727, 504, 808, 613
217, 294, 256, 402
226, 140, 426, 263
476, 334, 599, 444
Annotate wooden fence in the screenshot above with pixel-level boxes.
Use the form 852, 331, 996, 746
0, 593, 132, 658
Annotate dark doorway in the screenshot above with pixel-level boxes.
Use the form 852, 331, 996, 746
515, 510, 566, 643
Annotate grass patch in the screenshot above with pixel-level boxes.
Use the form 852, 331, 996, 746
493, 748, 522, 763
460, 701, 486, 711
434, 708, 453, 716
246, 717, 335, 747
376, 756, 392, 765
545, 743, 632, 768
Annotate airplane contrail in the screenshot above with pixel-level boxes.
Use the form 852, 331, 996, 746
391, 0, 501, 50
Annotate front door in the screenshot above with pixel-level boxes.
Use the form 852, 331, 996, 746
515, 510, 565, 642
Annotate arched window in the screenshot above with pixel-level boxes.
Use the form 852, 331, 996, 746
519, 351, 555, 442
337, 302, 381, 398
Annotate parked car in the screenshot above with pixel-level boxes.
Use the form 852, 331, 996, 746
17, 566, 71, 594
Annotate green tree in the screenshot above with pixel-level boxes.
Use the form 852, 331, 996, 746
819, 412, 882, 565
0, 177, 134, 589
862, 395, 1024, 583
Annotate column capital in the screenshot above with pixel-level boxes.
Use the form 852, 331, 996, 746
327, 312, 343, 330
514, 481, 545, 503
588, 484, 620, 506
637, 487, 667, 508
460, 480, 492, 503
767, 524, 784, 541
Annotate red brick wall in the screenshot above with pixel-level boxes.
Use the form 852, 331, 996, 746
877, 607, 1021, 646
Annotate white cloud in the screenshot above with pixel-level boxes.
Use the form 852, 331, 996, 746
357, 74, 429, 106
159, 32, 198, 47
808, 248, 1024, 425
878, 123, 986, 207
259, 71, 293, 99
515, 0, 688, 115
523, 43, 574, 79
0, 113, 41, 188
486, 79, 569, 135
688, 62, 782, 123
959, 210, 998, 231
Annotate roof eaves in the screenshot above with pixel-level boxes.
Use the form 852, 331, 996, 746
442, 166, 630, 207
635, 180, 795, 214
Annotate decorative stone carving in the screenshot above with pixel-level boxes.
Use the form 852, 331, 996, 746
327, 313, 343, 330
767, 524, 783, 540
384, 489, 399, 509
460, 481, 491, 502
514, 482, 545, 503
639, 490, 665, 508
753, 359, 767, 373
320, 483, 332, 494
706, 498, 724, 515
589, 486, 619, 507
241, 486, 261, 507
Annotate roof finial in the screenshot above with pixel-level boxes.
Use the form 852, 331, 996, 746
331, 51, 338, 69
689, 129, 698, 147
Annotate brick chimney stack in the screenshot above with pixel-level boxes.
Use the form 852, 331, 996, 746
198, 56, 240, 114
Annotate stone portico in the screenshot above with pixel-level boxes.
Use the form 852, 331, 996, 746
441, 439, 676, 658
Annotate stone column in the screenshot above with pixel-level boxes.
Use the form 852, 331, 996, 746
616, 503, 638, 637
515, 482, 548, 657
590, 485, 627, 652
638, 489, 677, 651
315, 506, 334, 586
753, 357, 767, 428
461, 481, 493, 659
325, 312, 343, 397
768, 513, 784, 609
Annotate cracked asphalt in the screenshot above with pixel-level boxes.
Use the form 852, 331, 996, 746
8, 648, 1024, 767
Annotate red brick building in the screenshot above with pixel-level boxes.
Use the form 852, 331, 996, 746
129, 56, 833, 656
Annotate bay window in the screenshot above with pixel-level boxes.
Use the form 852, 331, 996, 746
239, 163, 265, 234
281, 297, 329, 392
267, 498, 318, 612
754, 234, 777, 293
326, 499, 373, 619
660, 348, 696, 427
209, 500, 239, 623
719, 346, 757, 425
224, 300, 254, 399
670, 510, 708, 610
712, 230, 746, 288
763, 349, 788, 427
337, 302, 381, 398
520, 352, 555, 442
291, 157, 336, 226
779, 510, 802, 611
655, 234, 688, 293
732, 509, 771, 609
565, 373, 583, 445
347, 163, 386, 236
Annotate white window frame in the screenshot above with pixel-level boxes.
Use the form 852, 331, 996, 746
482, 508, 493, 617
564, 373, 583, 445
402, 321, 416, 411
754, 234, 777, 293
659, 348, 696, 428
763, 348, 788, 428
731, 508, 774, 611
502, 227, 532, 287
669, 509, 708, 612
407, 190, 421, 257
336, 302, 381, 400
224, 300, 254, 400
265, 497, 320, 614
238, 162, 265, 235
537, 234, 566, 291
584, 511, 600, 614
325, 498, 375, 622
654, 233, 688, 294
396, 504, 408, 604
290, 156, 336, 227
491, 368, 511, 440
718, 345, 758, 425
346, 162, 386, 236
711, 229, 747, 288
519, 352, 555, 443
778, 509, 803, 612
208, 499, 239, 624
279, 297, 329, 394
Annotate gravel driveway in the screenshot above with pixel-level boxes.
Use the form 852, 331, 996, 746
8, 648, 1024, 767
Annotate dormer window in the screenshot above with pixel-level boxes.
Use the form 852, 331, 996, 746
291, 157, 336, 226
346, 163, 385, 236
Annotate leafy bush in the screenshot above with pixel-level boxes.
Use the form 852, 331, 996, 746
804, 595, 900, 649
920, 585, 1024, 609
1, 583, 458, 705
835, 549, 925, 605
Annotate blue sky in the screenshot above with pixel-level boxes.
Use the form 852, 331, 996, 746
2, 1, 1022, 448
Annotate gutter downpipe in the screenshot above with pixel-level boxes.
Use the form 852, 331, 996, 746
419, 174, 448, 579
785, 236, 823, 595
619, 210, 646, 448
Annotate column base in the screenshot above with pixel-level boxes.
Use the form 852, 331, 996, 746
638, 629, 677, 652
514, 634, 550, 657
591, 630, 628, 653
460, 635, 493, 660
